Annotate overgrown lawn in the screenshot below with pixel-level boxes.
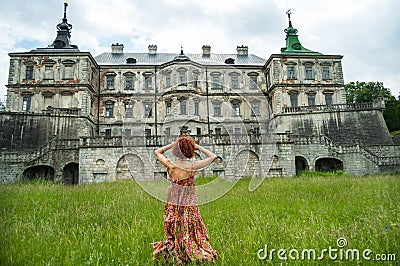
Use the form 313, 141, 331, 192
0, 173, 399, 265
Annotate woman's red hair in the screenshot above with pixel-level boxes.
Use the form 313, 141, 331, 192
172, 136, 196, 159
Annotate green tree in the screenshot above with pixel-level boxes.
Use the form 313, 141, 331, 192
383, 95, 400, 132
345, 81, 400, 132
345, 81, 391, 103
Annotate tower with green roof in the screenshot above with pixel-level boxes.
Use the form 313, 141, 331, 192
264, 10, 346, 118
280, 10, 322, 56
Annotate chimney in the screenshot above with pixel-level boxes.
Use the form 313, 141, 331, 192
111, 43, 124, 54
237, 45, 248, 56
148, 44, 157, 55
202, 45, 211, 56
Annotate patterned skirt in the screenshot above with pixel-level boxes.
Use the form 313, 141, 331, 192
151, 177, 219, 264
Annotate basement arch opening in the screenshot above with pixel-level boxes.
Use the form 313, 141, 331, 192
234, 150, 260, 178
116, 154, 144, 180
295, 156, 309, 175
63, 162, 79, 185
315, 158, 343, 172
23, 165, 55, 181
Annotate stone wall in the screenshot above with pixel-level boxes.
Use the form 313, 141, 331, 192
0, 112, 95, 151
274, 108, 393, 145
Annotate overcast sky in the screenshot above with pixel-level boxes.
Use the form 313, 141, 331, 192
0, 0, 399, 102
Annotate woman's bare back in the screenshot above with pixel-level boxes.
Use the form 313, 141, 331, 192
167, 160, 196, 181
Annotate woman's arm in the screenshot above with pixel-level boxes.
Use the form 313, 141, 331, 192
154, 142, 174, 168
192, 144, 217, 170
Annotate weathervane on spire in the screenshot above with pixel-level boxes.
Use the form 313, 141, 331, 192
64, 2, 68, 20
286, 9, 293, 27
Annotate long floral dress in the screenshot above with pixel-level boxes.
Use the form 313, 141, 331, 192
151, 166, 219, 264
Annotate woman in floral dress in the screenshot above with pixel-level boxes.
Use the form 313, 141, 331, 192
152, 136, 220, 264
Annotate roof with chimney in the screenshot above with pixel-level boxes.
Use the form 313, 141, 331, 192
94, 49, 267, 66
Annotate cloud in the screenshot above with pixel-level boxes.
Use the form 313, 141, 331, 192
0, 0, 399, 102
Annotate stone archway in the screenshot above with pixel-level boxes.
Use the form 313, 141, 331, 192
295, 156, 309, 175
23, 165, 55, 181
116, 154, 144, 180
63, 162, 79, 185
235, 150, 260, 178
315, 158, 343, 172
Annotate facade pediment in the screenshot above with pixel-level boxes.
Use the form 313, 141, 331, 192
61, 59, 75, 65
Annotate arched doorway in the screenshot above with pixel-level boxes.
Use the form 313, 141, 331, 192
235, 150, 260, 178
116, 154, 144, 180
23, 165, 55, 181
63, 162, 79, 185
295, 156, 309, 175
315, 158, 343, 172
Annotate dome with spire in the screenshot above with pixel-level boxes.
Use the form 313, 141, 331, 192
33, 2, 79, 52
173, 46, 191, 61
280, 10, 321, 55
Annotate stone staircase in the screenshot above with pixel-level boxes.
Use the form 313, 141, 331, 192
320, 135, 400, 166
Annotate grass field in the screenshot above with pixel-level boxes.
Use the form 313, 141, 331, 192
0, 172, 399, 265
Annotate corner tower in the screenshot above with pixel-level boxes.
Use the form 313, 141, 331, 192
5, 2, 99, 145
264, 10, 346, 118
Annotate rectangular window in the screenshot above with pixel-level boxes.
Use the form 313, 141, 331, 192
125, 76, 133, 90
253, 127, 260, 135
194, 101, 199, 115
178, 72, 187, 85
232, 102, 240, 116
211, 76, 221, 89
215, 127, 222, 135
124, 128, 131, 137
305, 66, 313, 80
165, 127, 170, 136
234, 128, 241, 135
90, 99, 94, 115
250, 76, 258, 89
145, 77, 153, 90
25, 66, 33, 81
266, 68, 271, 87
165, 73, 171, 87
44, 65, 54, 80
145, 128, 151, 136
193, 74, 199, 87
322, 67, 331, 80
106, 76, 114, 90
213, 102, 221, 117
105, 129, 111, 138
64, 66, 73, 79
288, 66, 296, 80
251, 102, 259, 116
125, 103, 133, 118
325, 94, 333, 107
22, 96, 31, 111
180, 100, 187, 115
308, 94, 316, 106
144, 103, 152, 117
290, 93, 298, 108
106, 103, 114, 117
166, 101, 172, 115
196, 127, 201, 135
231, 76, 239, 89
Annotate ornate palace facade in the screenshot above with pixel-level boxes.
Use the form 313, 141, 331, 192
1, 4, 399, 184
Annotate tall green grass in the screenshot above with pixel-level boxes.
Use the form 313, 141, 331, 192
1, 174, 399, 265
